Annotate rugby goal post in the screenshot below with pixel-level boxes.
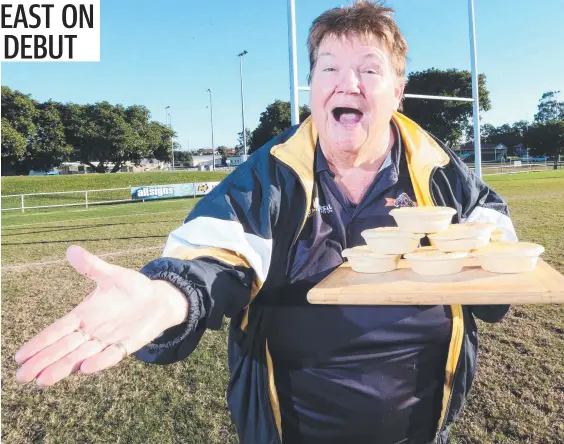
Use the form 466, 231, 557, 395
287, 0, 484, 177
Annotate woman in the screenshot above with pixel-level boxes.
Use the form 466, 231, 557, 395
15, 2, 516, 443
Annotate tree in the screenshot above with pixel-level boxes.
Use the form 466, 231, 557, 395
215, 146, 229, 166
2, 88, 73, 175
146, 121, 175, 163
524, 121, 564, 168
480, 123, 497, 143
1, 119, 27, 175
25, 101, 74, 172
524, 91, 564, 168
534, 91, 564, 124
62, 102, 168, 173
249, 100, 311, 153
1, 87, 185, 174
1, 87, 38, 175
480, 120, 530, 154
174, 149, 193, 166
235, 128, 252, 152
402, 68, 491, 147
61, 102, 126, 173
1, 86, 38, 135
511, 120, 530, 139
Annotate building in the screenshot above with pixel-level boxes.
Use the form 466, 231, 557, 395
134, 158, 167, 172
58, 162, 136, 174
225, 150, 247, 166
512, 143, 528, 158
459, 142, 508, 162
190, 151, 247, 169
191, 154, 222, 169
39, 159, 165, 175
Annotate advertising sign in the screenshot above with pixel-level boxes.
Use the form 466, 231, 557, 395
131, 182, 219, 201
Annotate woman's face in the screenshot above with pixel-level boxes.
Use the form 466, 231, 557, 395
309, 34, 403, 156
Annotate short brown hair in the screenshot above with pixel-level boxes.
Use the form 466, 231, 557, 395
307, 1, 408, 83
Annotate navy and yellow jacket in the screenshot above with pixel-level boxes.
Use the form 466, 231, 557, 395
136, 113, 517, 444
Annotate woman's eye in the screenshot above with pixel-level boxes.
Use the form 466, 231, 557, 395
323, 67, 336, 72
363, 68, 379, 74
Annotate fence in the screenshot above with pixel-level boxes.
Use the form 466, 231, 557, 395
2, 162, 562, 213
171, 166, 236, 173
1, 182, 216, 213
466, 160, 561, 176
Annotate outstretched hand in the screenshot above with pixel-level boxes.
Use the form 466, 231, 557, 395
15, 246, 188, 387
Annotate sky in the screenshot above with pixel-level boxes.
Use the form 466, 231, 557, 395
2, 0, 563, 150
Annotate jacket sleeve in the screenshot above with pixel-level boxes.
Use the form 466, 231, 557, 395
134, 159, 280, 364
448, 151, 517, 243
437, 143, 517, 323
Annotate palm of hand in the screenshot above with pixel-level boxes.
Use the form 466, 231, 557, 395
14, 246, 185, 388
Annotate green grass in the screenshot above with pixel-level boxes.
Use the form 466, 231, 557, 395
450, 171, 564, 444
2, 171, 563, 444
1, 171, 231, 194
1, 171, 231, 210
1, 199, 199, 266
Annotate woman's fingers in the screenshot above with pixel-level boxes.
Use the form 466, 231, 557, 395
15, 330, 89, 384
80, 340, 133, 375
66, 245, 120, 285
35, 339, 106, 388
19, 326, 137, 386
14, 247, 163, 386
15, 313, 81, 366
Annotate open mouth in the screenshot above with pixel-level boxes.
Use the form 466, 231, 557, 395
332, 107, 364, 125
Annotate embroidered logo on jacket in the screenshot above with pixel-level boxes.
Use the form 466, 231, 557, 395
385, 192, 417, 208
308, 197, 333, 217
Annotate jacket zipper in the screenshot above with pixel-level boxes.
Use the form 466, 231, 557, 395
430, 166, 462, 441
264, 161, 460, 442
261, 156, 308, 444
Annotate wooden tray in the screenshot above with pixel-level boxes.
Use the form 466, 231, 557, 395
307, 258, 564, 305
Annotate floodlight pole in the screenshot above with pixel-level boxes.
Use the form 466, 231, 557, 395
468, 0, 482, 178
288, 0, 300, 126
238, 50, 248, 161
206, 88, 215, 171
165, 106, 174, 172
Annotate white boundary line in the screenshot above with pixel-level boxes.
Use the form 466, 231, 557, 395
1, 246, 163, 272
1, 209, 188, 229
0, 204, 190, 220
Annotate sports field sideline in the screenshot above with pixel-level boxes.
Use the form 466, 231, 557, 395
2, 171, 563, 443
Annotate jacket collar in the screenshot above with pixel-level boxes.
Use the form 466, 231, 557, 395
315, 122, 399, 177
392, 112, 450, 206
270, 112, 450, 209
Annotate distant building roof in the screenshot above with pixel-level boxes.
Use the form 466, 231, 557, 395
460, 141, 507, 151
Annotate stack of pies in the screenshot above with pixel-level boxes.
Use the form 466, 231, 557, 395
427, 222, 496, 252
473, 242, 545, 273
341, 245, 401, 274
342, 206, 544, 275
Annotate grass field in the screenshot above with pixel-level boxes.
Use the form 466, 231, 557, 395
1, 171, 231, 194
1, 171, 231, 210
2, 171, 563, 443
